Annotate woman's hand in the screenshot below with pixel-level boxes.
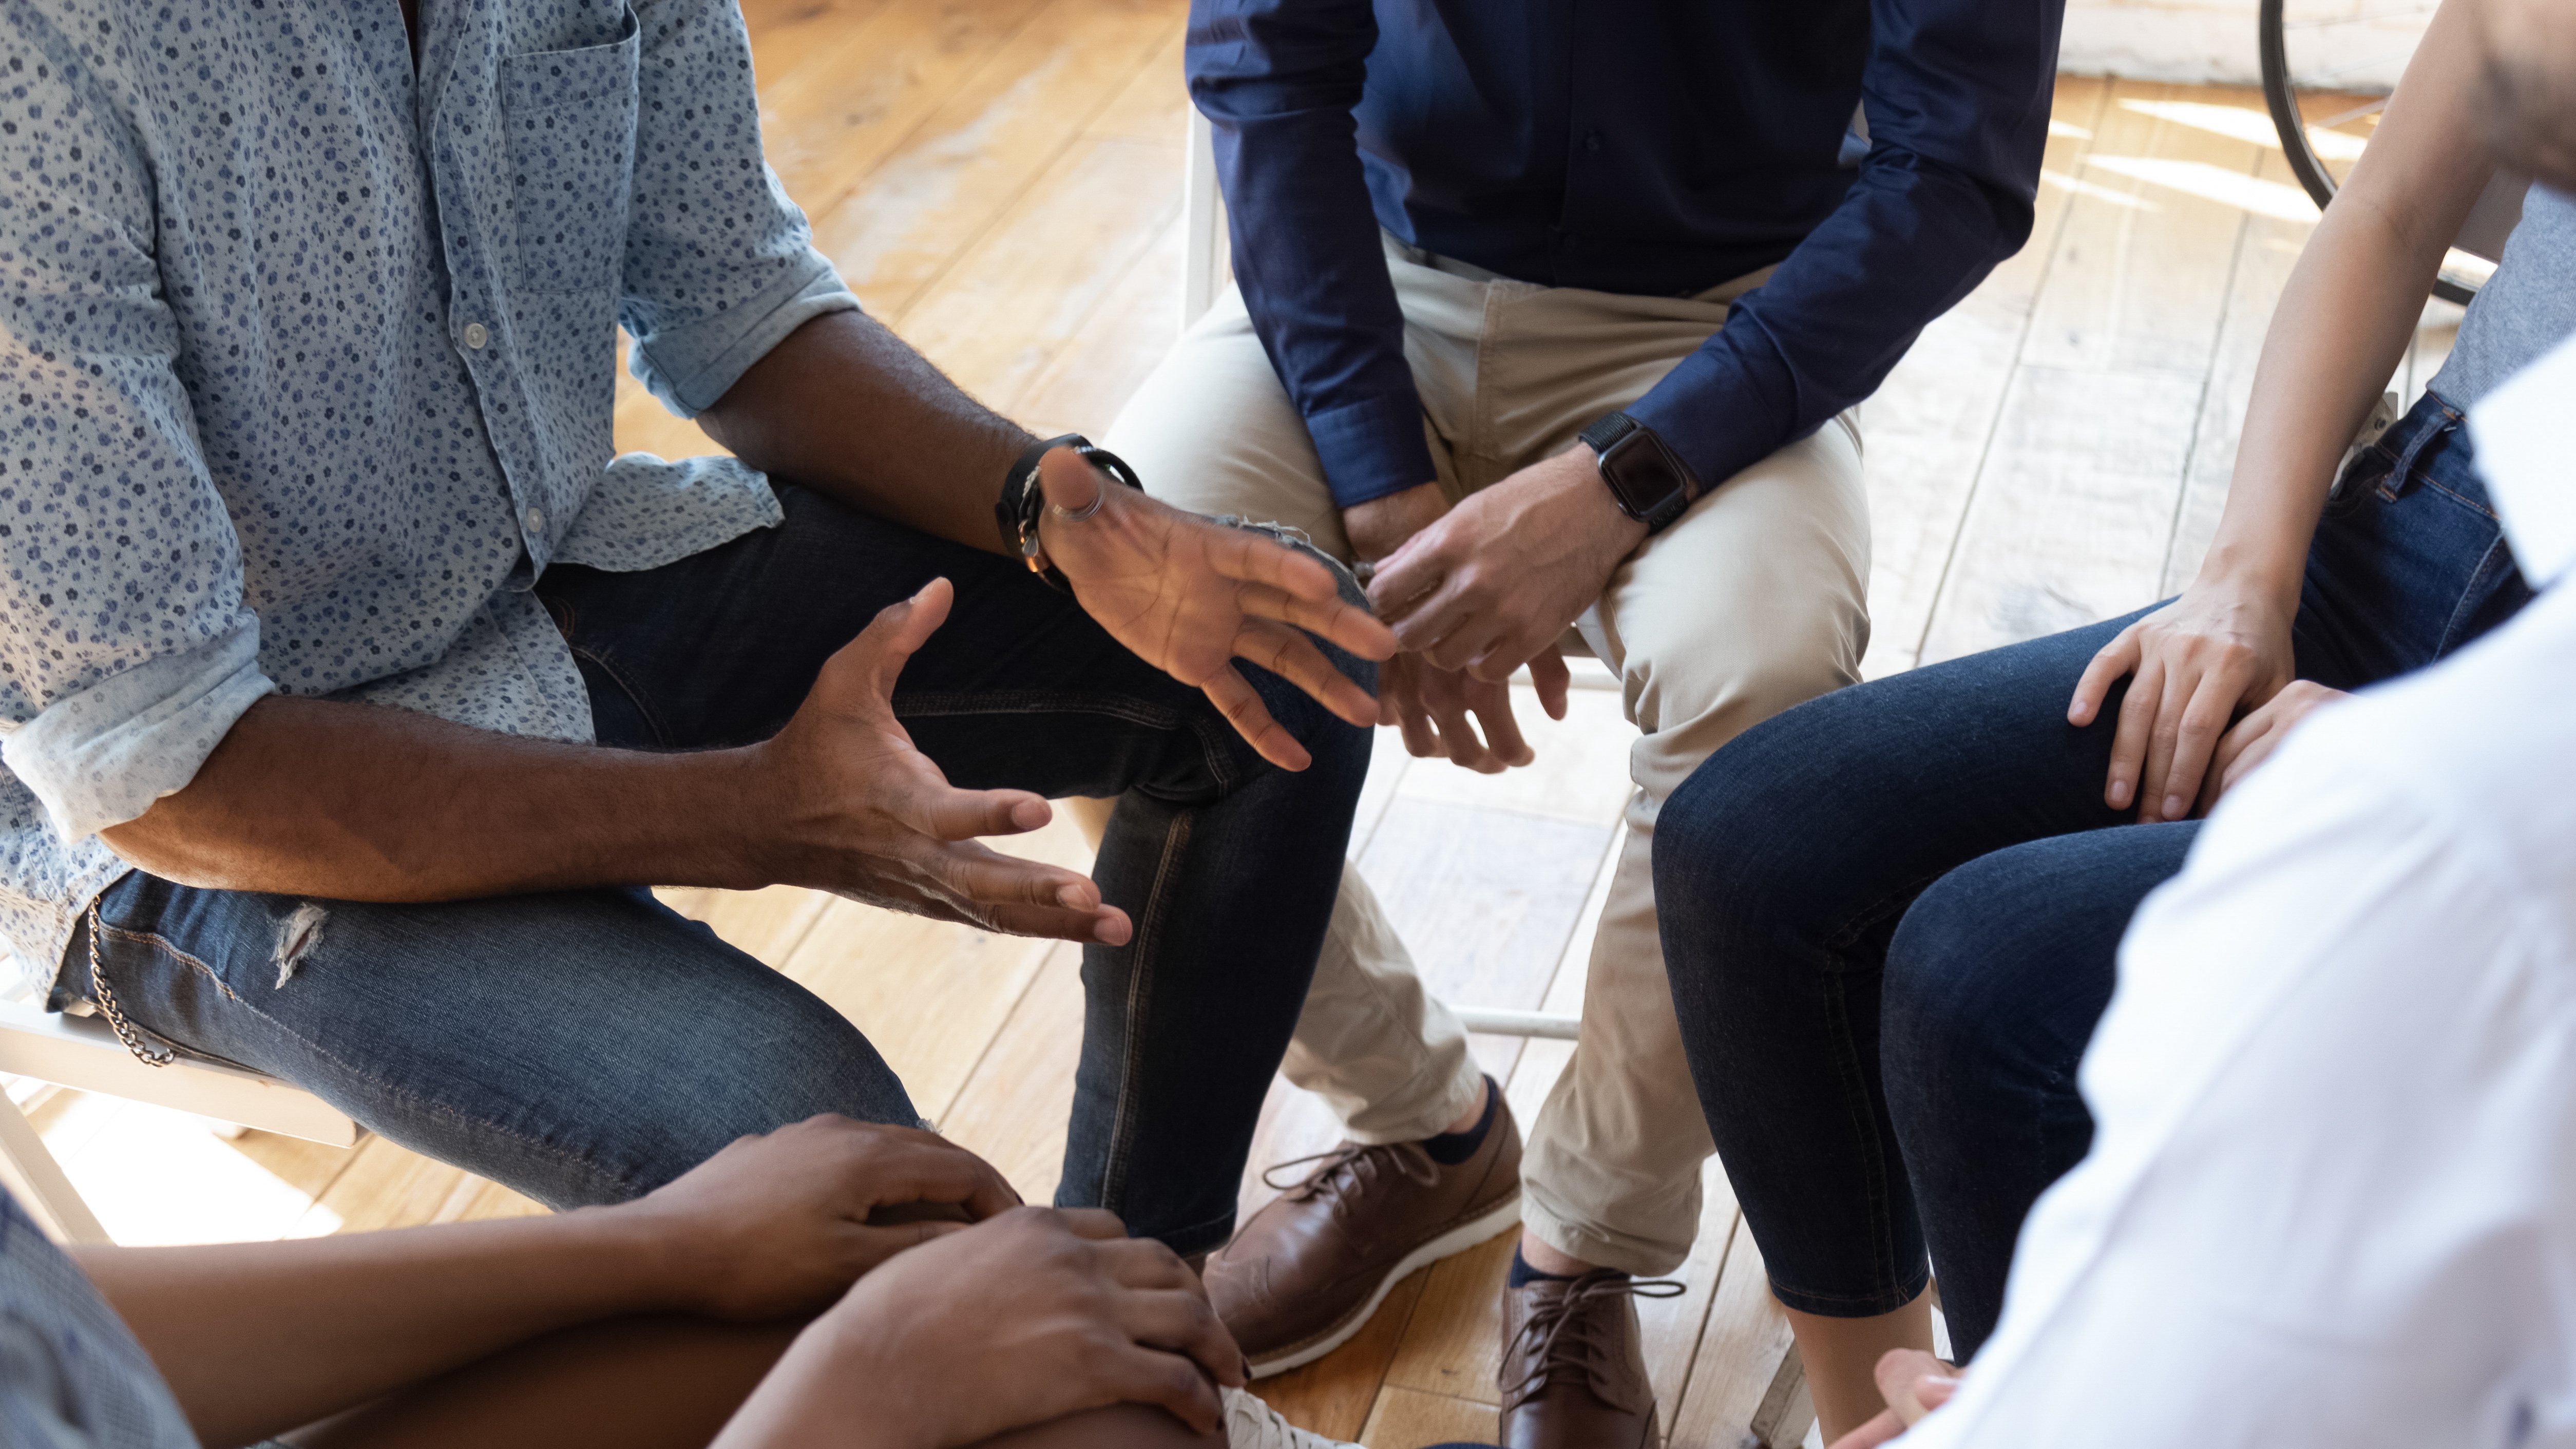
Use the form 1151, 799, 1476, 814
716, 1206, 1244, 1449
615, 1115, 1021, 1324
2068, 581, 2298, 823
2196, 679, 2351, 814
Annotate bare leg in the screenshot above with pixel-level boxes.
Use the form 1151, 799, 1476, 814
1784, 1294, 1937, 1444
284, 1315, 1245, 1449
283, 1315, 800, 1449
1515, 1232, 1594, 1278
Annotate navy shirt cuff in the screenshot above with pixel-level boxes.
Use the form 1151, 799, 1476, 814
1305, 393, 1440, 508
1625, 331, 1800, 495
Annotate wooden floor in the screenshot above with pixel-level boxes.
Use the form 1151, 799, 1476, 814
15, 4, 2466, 1445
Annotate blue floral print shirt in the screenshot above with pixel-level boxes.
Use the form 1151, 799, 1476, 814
0, 0, 858, 986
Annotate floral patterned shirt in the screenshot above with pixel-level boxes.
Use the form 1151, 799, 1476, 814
0, 0, 857, 986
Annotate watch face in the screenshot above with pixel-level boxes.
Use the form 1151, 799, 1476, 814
1602, 432, 1690, 520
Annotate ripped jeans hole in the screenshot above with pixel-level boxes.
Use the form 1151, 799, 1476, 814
273, 903, 329, 988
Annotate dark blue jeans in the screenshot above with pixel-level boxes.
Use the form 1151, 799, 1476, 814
1656, 391, 2531, 1358
58, 485, 1373, 1255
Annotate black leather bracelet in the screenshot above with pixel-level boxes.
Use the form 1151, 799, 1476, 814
994, 432, 1143, 591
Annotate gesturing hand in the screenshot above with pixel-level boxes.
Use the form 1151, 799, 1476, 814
2068, 581, 2298, 823
1380, 647, 1571, 773
1035, 449, 1396, 771
1366, 446, 1644, 683
753, 579, 1132, 944
616, 1115, 1020, 1323
719, 1207, 1245, 1449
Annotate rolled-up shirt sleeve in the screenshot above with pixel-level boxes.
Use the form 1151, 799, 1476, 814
617, 0, 861, 416
0, 27, 277, 842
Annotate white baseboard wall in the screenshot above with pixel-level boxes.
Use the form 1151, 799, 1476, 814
2058, 0, 2409, 90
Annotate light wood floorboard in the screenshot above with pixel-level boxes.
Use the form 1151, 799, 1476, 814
22, 10, 2473, 1444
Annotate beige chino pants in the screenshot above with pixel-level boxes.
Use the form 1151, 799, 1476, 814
1105, 238, 1871, 1275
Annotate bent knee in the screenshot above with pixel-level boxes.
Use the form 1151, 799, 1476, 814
1881, 849, 2120, 1093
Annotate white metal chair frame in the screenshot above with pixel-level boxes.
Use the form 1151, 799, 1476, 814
0, 998, 355, 1243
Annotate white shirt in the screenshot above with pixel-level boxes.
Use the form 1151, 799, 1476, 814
1906, 340, 2576, 1448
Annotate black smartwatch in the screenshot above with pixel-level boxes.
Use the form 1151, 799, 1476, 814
1577, 412, 1702, 533
995, 432, 1142, 590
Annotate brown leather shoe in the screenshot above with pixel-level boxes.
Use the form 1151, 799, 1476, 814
1498, 1270, 1681, 1449
1207, 1087, 1522, 1376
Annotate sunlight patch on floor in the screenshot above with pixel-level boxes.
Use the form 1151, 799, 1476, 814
45, 1094, 330, 1245
2084, 156, 2320, 223
2039, 167, 2158, 211
2117, 97, 2372, 162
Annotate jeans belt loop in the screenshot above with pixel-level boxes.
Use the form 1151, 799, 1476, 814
2381, 406, 2461, 500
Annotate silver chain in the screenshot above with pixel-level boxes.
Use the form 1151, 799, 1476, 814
85, 900, 173, 1068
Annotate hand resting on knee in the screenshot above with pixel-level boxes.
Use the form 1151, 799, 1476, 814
715, 1204, 1244, 1449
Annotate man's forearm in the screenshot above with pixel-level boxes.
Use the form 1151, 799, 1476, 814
74, 1209, 680, 1447
99, 695, 773, 901
696, 309, 1031, 553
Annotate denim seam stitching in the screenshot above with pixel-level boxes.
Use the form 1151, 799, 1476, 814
2412, 472, 2501, 523
1100, 809, 1191, 1211
102, 927, 609, 1185
2434, 535, 2520, 658
1821, 968, 1910, 1306
568, 643, 674, 749
1158, 1204, 1243, 1253
894, 691, 1183, 731
1800, 866, 1954, 1308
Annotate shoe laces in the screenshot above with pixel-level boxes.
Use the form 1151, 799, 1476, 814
1501, 1271, 1685, 1410
1261, 1139, 1442, 1204
1223, 1386, 1355, 1448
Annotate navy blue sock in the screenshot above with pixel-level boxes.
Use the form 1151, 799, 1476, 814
1422, 1074, 1501, 1166
1509, 1246, 1629, 1289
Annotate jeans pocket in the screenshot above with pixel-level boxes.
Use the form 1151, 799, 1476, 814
500, 7, 640, 295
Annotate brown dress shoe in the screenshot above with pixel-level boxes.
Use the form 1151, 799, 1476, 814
1207, 1088, 1522, 1376
1498, 1270, 1682, 1449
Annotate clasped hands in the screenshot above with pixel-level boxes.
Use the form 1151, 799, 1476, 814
737, 442, 1656, 945
2066, 576, 2350, 823
1346, 446, 1645, 773
597, 1116, 1244, 1449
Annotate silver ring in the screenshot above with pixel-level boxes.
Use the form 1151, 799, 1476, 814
1047, 490, 1108, 525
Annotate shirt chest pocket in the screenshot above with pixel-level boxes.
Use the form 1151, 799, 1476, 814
500, 7, 641, 295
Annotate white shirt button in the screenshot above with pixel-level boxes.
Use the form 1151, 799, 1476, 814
462, 321, 490, 350
524, 506, 546, 533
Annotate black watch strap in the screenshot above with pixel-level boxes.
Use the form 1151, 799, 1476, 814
1578, 411, 1642, 457
995, 433, 1143, 591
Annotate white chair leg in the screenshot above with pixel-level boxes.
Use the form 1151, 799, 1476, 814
1181, 107, 1228, 330
0, 1091, 109, 1244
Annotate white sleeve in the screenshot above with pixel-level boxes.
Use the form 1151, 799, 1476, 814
1902, 752, 2576, 1449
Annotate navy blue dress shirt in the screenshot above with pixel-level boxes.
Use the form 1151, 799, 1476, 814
1186, 0, 2067, 507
